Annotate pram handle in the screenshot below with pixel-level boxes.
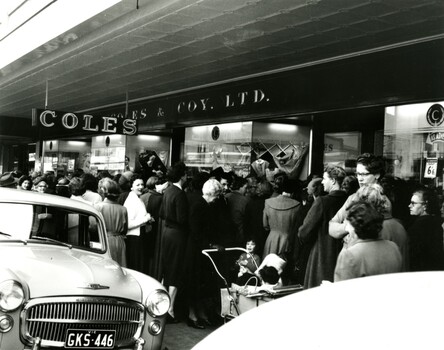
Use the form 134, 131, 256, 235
202, 247, 261, 282
202, 247, 250, 254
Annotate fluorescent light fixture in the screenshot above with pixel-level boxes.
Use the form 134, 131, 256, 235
0, 0, 120, 69
136, 135, 161, 142
268, 123, 298, 133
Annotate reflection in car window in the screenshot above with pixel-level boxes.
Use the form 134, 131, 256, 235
0, 203, 33, 240
0, 203, 104, 251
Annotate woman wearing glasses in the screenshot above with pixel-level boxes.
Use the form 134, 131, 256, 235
407, 188, 444, 271
329, 153, 386, 242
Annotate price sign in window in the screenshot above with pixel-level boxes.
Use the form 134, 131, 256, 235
424, 158, 438, 178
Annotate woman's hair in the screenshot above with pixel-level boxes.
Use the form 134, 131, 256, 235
69, 177, 85, 196
145, 176, 159, 190
324, 165, 346, 186
256, 180, 273, 199
353, 183, 391, 216
202, 178, 223, 197
98, 178, 120, 200
342, 175, 359, 195
413, 187, 440, 216
282, 177, 296, 195
19, 175, 32, 186
259, 266, 280, 284
346, 201, 383, 240
81, 173, 99, 192
356, 153, 386, 178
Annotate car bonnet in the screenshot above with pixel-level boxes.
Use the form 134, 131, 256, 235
0, 244, 142, 301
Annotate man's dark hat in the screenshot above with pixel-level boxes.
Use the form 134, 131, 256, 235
0, 172, 17, 187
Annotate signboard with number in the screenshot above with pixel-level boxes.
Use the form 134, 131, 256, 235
424, 159, 438, 178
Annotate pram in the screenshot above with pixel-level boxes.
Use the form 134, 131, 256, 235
202, 247, 303, 322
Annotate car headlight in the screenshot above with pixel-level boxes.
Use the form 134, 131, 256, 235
145, 289, 170, 317
0, 280, 25, 312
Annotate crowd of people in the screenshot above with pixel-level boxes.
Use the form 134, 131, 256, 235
0, 151, 444, 328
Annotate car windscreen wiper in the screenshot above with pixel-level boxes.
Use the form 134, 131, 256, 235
30, 236, 72, 249
0, 232, 28, 244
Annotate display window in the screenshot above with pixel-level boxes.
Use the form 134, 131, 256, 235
42, 140, 90, 175
125, 134, 170, 178
324, 132, 361, 173
185, 121, 310, 180
384, 101, 444, 188
91, 135, 125, 173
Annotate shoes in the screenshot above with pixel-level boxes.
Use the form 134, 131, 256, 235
200, 318, 213, 327
187, 318, 206, 329
166, 313, 179, 324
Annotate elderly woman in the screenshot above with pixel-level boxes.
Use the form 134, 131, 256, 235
334, 202, 402, 282
32, 176, 49, 193
185, 175, 222, 329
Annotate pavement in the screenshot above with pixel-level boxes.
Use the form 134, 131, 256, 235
162, 320, 220, 350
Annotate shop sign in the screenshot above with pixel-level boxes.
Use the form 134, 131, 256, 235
424, 158, 438, 178
32, 109, 138, 137
427, 132, 444, 143
426, 104, 444, 127
125, 88, 270, 126
85, 88, 273, 130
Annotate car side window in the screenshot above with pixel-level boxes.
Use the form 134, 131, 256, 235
33, 206, 104, 251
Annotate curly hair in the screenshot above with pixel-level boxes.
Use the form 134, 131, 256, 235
346, 201, 383, 240
356, 153, 386, 178
98, 178, 120, 201
324, 165, 346, 186
353, 183, 391, 216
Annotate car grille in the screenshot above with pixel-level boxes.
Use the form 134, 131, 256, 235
21, 296, 145, 348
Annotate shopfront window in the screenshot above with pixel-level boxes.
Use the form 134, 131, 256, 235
42, 140, 90, 175
185, 121, 310, 180
384, 102, 444, 189
324, 132, 361, 173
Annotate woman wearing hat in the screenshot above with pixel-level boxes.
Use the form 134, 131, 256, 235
32, 176, 49, 193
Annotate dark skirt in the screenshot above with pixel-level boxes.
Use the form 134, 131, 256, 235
126, 235, 142, 272
161, 225, 187, 287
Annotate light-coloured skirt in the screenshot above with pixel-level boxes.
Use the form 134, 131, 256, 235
107, 233, 127, 267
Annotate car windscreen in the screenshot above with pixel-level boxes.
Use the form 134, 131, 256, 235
0, 202, 105, 252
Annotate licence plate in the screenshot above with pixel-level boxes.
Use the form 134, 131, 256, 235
64, 329, 115, 349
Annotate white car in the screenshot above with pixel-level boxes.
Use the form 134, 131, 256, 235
0, 188, 170, 350
192, 271, 444, 350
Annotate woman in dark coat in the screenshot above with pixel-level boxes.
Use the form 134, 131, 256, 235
407, 187, 444, 271
140, 176, 165, 279
298, 166, 348, 289
184, 172, 214, 329
159, 162, 188, 322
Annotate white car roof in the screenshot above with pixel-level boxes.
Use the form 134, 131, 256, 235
0, 188, 101, 215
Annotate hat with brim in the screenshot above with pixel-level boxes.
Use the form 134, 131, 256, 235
0, 172, 18, 187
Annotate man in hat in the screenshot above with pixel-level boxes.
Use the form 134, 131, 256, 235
0, 172, 18, 188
